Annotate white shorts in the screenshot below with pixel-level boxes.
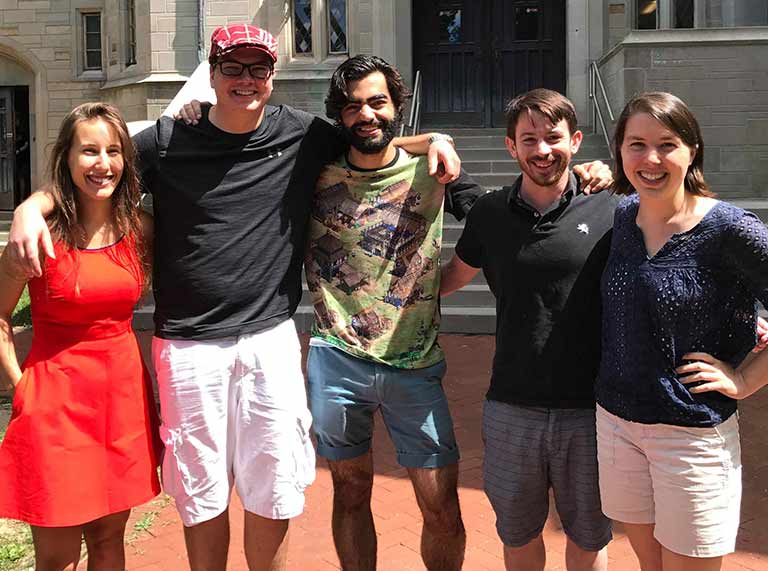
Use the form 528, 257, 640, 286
596, 405, 741, 558
153, 319, 315, 526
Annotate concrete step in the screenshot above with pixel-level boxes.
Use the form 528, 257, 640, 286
292, 305, 496, 334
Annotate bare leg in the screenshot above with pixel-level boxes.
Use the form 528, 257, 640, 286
408, 463, 465, 571
328, 451, 376, 571
243, 511, 290, 571
662, 547, 722, 571
82, 510, 131, 571
503, 535, 545, 571
31, 525, 83, 571
622, 522, 662, 571
184, 508, 230, 571
564, 538, 607, 571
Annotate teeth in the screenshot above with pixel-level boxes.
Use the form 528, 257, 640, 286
640, 171, 665, 181
233, 90, 256, 95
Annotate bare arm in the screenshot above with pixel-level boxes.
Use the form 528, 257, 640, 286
9, 190, 56, 278
441, 254, 480, 297
0, 249, 30, 391
573, 161, 614, 194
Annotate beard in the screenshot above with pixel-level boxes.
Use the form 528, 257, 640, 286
341, 113, 403, 154
518, 154, 569, 187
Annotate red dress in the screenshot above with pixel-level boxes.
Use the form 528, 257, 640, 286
0, 238, 161, 527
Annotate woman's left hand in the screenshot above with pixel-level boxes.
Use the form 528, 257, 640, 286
677, 352, 751, 399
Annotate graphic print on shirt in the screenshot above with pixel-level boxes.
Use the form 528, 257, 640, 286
306, 153, 445, 369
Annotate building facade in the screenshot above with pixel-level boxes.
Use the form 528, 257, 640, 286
1, 0, 767, 211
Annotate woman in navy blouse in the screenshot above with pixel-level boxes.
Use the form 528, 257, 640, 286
595, 92, 768, 570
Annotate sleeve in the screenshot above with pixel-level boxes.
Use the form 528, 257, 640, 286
296, 109, 347, 163
444, 169, 485, 221
722, 211, 768, 307
131, 122, 161, 196
454, 198, 486, 269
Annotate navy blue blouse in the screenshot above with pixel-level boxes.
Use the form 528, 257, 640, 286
596, 195, 768, 427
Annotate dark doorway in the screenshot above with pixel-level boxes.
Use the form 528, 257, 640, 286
413, 0, 566, 127
0, 86, 31, 210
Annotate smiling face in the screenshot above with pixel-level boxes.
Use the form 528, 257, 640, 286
67, 118, 124, 203
339, 71, 401, 154
210, 47, 274, 116
619, 112, 694, 196
506, 110, 582, 189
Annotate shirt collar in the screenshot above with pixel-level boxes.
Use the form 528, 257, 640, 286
507, 171, 580, 217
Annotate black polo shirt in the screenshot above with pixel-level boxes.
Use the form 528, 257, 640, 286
455, 173, 618, 408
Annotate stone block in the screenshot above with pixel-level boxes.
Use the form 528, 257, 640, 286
747, 119, 768, 145
621, 68, 646, 99
728, 78, 754, 92
17, 22, 44, 35
43, 33, 72, 48
151, 32, 169, 51
150, 0, 164, 13
704, 146, 721, 172
701, 125, 748, 146
14, 35, 42, 45
18, 0, 50, 8
30, 47, 55, 61
720, 149, 751, 172
45, 24, 69, 34
0, 0, 18, 9
710, 112, 746, 127
154, 16, 175, 32
39, 11, 69, 23
4, 9, 35, 23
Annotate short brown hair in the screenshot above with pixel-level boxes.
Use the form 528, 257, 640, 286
613, 92, 713, 197
505, 89, 577, 140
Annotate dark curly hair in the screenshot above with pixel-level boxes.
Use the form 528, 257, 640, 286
325, 55, 411, 124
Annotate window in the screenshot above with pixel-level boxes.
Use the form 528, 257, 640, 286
291, 0, 349, 59
125, 0, 137, 66
637, 0, 658, 29
82, 13, 102, 70
327, 0, 348, 54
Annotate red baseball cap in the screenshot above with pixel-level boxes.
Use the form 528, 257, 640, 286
209, 24, 278, 65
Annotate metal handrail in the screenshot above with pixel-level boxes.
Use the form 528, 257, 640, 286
400, 70, 423, 137
588, 61, 615, 159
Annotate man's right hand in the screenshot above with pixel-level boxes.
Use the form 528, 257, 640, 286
9, 198, 55, 278
175, 100, 204, 125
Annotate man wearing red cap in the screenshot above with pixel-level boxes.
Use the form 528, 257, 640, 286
8, 22, 465, 571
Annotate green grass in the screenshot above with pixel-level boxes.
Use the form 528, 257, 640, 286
11, 288, 30, 328
0, 519, 33, 571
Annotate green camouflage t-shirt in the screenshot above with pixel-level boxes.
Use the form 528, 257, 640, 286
305, 150, 445, 369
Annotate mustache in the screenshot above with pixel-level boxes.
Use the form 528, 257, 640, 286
351, 120, 384, 129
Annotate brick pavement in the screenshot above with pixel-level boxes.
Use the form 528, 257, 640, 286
5, 330, 768, 569
120, 333, 768, 571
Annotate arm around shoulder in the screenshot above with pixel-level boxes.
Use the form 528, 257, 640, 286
10, 189, 56, 278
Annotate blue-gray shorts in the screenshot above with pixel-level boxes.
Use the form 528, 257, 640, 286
483, 400, 612, 551
307, 344, 460, 469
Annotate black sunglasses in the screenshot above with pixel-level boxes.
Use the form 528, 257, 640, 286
216, 59, 273, 80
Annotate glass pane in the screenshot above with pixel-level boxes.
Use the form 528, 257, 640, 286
294, 0, 312, 54
86, 50, 102, 69
515, 6, 539, 41
637, 0, 657, 29
674, 0, 694, 28
85, 14, 100, 33
86, 32, 100, 50
438, 9, 462, 44
0, 112, 6, 155
328, 0, 347, 53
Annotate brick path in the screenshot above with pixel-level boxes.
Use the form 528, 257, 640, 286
5, 330, 767, 569
118, 333, 768, 571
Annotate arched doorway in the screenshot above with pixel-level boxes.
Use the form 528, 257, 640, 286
413, 0, 566, 127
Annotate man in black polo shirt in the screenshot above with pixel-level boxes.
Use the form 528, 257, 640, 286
441, 89, 617, 571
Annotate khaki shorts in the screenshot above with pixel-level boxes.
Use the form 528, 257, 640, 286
596, 405, 741, 558
153, 319, 315, 526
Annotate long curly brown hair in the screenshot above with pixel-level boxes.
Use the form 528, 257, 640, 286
46, 102, 149, 287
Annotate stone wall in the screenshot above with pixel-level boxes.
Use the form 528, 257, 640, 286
597, 28, 768, 200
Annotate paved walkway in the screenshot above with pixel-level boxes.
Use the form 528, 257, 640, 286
119, 333, 768, 571
5, 330, 768, 569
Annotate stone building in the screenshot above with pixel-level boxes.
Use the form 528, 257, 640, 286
1, 0, 767, 213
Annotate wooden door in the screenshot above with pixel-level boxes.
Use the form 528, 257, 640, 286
0, 88, 15, 210
489, 0, 566, 126
414, 0, 486, 127
413, 0, 566, 128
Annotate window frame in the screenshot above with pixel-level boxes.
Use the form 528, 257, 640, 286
125, 0, 137, 67
289, 0, 350, 62
81, 11, 103, 72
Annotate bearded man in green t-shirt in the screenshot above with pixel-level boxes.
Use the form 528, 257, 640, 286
304, 55, 481, 570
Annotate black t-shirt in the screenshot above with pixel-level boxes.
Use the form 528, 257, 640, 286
455, 173, 618, 408
134, 104, 345, 339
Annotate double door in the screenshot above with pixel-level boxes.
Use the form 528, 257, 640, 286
414, 0, 566, 127
0, 88, 14, 210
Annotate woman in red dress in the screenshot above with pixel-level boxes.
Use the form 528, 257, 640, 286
0, 102, 160, 570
